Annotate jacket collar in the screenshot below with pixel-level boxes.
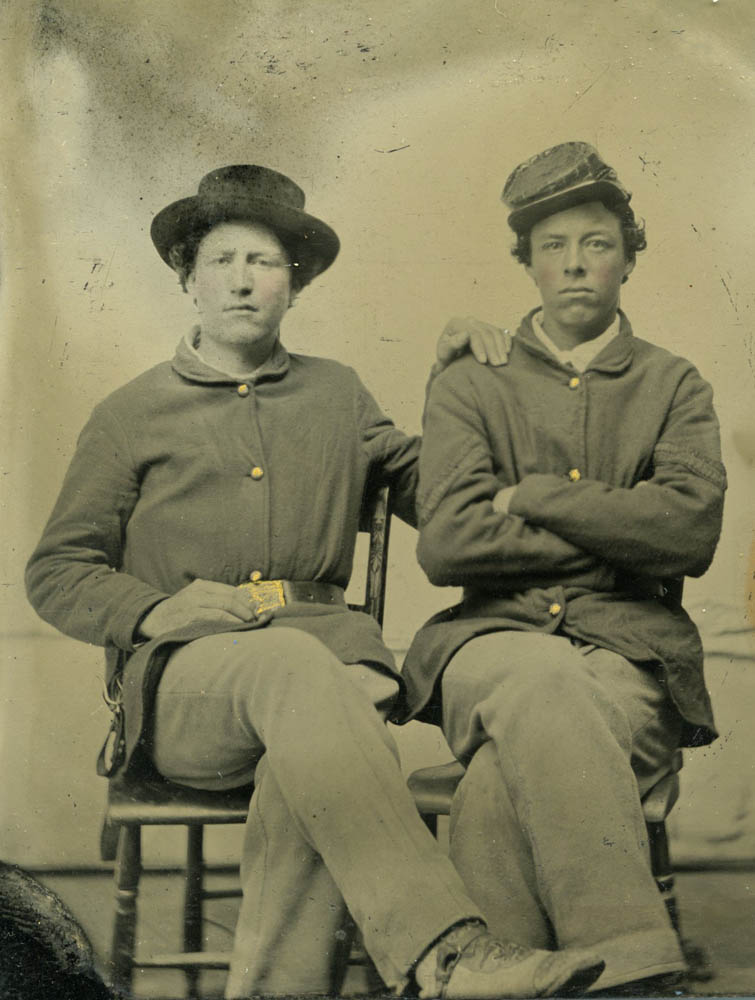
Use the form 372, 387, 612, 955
515, 308, 635, 375
171, 326, 291, 384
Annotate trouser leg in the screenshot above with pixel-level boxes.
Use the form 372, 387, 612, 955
224, 756, 355, 997
449, 740, 554, 950
225, 662, 401, 998
152, 628, 482, 993
441, 632, 685, 990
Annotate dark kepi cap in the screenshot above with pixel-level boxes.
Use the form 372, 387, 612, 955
151, 165, 340, 279
502, 142, 631, 233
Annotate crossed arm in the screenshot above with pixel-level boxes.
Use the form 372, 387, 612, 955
416, 365, 726, 592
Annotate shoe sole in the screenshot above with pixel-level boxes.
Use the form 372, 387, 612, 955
545, 960, 606, 998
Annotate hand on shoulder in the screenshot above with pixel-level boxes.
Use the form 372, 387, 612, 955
434, 316, 513, 375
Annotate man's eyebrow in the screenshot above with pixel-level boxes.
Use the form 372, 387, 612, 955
205, 248, 279, 256
535, 228, 615, 240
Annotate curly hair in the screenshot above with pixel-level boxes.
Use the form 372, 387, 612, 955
511, 200, 647, 280
167, 225, 317, 295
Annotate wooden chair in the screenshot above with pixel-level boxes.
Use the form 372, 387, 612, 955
99, 483, 392, 998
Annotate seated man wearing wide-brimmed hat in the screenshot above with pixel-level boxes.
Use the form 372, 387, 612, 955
398, 142, 727, 995
24, 166, 605, 999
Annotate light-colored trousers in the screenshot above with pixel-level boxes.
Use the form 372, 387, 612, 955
441, 631, 687, 992
152, 627, 482, 997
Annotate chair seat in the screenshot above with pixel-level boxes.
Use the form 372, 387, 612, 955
407, 748, 684, 822
406, 760, 465, 815
106, 777, 253, 827
101, 777, 253, 861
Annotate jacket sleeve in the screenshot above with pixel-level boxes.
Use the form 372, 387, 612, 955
415, 367, 613, 589
357, 377, 421, 528
25, 404, 169, 650
508, 366, 727, 578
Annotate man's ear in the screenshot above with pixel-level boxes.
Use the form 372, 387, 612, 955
525, 263, 537, 286
621, 257, 635, 285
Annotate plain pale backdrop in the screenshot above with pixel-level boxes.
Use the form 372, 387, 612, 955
1, 0, 753, 872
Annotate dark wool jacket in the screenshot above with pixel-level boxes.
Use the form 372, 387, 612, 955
395, 311, 726, 747
25, 336, 419, 775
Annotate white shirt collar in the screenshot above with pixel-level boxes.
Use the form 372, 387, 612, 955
531, 311, 621, 372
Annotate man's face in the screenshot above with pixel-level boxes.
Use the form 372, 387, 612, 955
187, 221, 292, 363
525, 201, 634, 343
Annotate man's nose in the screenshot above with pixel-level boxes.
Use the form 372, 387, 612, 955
563, 244, 586, 275
231, 259, 255, 294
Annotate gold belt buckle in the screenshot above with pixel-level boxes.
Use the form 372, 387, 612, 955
238, 579, 286, 613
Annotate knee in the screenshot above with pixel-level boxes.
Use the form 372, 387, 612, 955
481, 660, 631, 742
269, 628, 338, 669
482, 659, 576, 718
267, 627, 335, 663
227, 628, 343, 691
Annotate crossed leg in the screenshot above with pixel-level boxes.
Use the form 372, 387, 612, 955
441, 632, 686, 991
151, 627, 483, 995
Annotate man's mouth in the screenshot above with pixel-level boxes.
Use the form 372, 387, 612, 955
560, 288, 594, 295
225, 304, 259, 312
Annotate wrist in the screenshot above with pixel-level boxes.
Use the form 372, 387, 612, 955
133, 601, 163, 644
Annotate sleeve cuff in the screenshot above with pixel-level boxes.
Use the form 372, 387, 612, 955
113, 589, 169, 651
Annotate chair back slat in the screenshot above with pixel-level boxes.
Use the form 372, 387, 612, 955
348, 483, 392, 627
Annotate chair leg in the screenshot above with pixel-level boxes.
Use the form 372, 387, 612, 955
184, 824, 204, 1000
110, 824, 142, 996
421, 812, 438, 837
647, 819, 717, 982
646, 820, 680, 935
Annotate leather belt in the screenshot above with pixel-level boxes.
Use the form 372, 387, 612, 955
237, 579, 346, 614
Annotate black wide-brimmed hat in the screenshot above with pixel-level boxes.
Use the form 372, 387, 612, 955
151, 165, 340, 279
502, 142, 631, 233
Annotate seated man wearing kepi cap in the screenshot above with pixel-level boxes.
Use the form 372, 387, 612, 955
25, 165, 605, 999
397, 142, 727, 995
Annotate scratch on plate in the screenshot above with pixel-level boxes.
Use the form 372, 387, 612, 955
565, 65, 611, 112
719, 274, 738, 316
